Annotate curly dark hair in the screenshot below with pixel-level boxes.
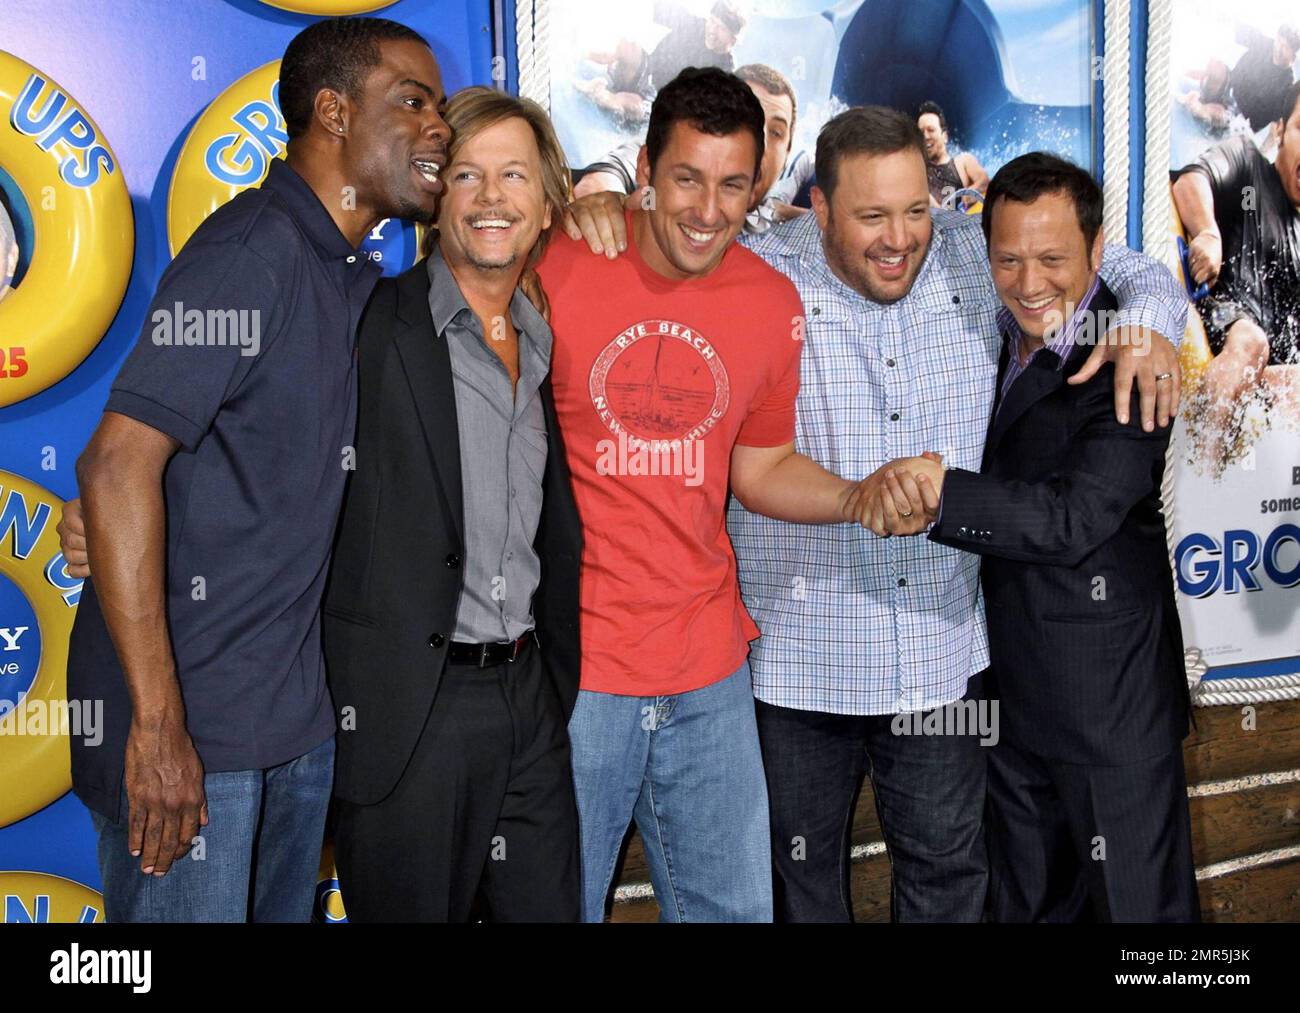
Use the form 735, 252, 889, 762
644, 66, 765, 181
278, 17, 428, 140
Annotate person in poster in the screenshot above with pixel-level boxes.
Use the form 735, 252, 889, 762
574, 0, 747, 126
1172, 80, 1300, 464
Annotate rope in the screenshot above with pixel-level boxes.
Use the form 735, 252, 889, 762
1191, 673, 1300, 707
515, 0, 536, 104
533, 0, 551, 113
1142, 0, 1174, 256
1101, 0, 1130, 247
514, 0, 551, 111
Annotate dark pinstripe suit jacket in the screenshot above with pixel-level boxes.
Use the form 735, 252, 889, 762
930, 281, 1190, 765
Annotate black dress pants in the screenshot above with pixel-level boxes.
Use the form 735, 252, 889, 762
334, 640, 580, 922
986, 734, 1200, 923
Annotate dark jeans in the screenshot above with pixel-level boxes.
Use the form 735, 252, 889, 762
91, 735, 335, 923
756, 672, 988, 922
334, 639, 580, 922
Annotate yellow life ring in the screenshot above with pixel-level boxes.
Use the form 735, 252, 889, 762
259, 1, 398, 14
168, 59, 426, 261
0, 51, 133, 408
167, 61, 287, 258
0, 871, 103, 923
0, 471, 79, 829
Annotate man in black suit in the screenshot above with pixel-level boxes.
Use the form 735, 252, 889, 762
323, 87, 584, 922
873, 152, 1197, 922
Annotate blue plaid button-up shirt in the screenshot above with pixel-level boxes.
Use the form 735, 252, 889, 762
728, 210, 1188, 715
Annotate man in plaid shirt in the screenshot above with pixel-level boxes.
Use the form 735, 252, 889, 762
562, 105, 1186, 923
727, 107, 1187, 922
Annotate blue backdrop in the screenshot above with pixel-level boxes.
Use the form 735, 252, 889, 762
0, 0, 493, 918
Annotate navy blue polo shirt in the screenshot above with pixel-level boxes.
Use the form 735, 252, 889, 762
68, 159, 380, 819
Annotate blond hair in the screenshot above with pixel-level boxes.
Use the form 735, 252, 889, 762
422, 86, 572, 267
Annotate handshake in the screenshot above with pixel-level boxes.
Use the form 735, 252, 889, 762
842, 451, 946, 537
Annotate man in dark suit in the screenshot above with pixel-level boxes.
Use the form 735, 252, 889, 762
323, 88, 584, 922
874, 152, 1197, 922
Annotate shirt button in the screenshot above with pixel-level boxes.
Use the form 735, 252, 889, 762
346, 255, 357, 264
897, 577, 907, 587
428, 633, 446, 648
889, 412, 900, 421
811, 307, 821, 315
951, 295, 960, 304
886, 358, 896, 367
445, 553, 460, 569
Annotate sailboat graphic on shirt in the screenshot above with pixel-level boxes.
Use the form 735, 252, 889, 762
590, 318, 730, 443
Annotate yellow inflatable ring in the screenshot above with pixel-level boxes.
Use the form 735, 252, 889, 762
0, 471, 79, 828
0, 871, 104, 923
259, 1, 398, 14
0, 51, 133, 408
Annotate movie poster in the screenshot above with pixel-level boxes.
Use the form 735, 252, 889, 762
542, 0, 1095, 222
1165, 1, 1300, 675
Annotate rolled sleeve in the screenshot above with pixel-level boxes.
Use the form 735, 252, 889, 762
1098, 241, 1189, 349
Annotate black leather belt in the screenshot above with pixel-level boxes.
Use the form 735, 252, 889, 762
445, 632, 534, 668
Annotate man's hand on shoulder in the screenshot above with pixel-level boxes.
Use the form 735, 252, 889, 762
1069, 326, 1182, 430
561, 189, 640, 257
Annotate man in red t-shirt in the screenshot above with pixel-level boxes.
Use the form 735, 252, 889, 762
537, 67, 901, 922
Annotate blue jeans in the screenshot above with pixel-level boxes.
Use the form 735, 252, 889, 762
90, 735, 334, 922
568, 661, 772, 922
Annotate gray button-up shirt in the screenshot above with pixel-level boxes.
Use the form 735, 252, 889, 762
427, 246, 551, 642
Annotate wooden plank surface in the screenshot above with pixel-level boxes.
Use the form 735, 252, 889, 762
1198, 857, 1300, 922
1183, 698, 1300, 783
1189, 780, 1300, 865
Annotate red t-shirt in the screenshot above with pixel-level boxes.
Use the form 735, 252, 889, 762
538, 215, 804, 696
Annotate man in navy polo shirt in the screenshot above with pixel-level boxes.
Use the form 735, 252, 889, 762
63, 17, 451, 922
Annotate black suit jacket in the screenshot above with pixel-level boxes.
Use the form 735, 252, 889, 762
930, 281, 1189, 765
322, 261, 583, 806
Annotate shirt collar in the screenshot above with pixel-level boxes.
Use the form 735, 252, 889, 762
999, 273, 1102, 370
425, 244, 552, 358
262, 159, 358, 262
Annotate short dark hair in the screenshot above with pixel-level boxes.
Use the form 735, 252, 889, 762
645, 67, 765, 180
815, 105, 925, 201
735, 63, 797, 138
981, 151, 1103, 250
1280, 80, 1300, 127
916, 100, 947, 132
279, 17, 428, 140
